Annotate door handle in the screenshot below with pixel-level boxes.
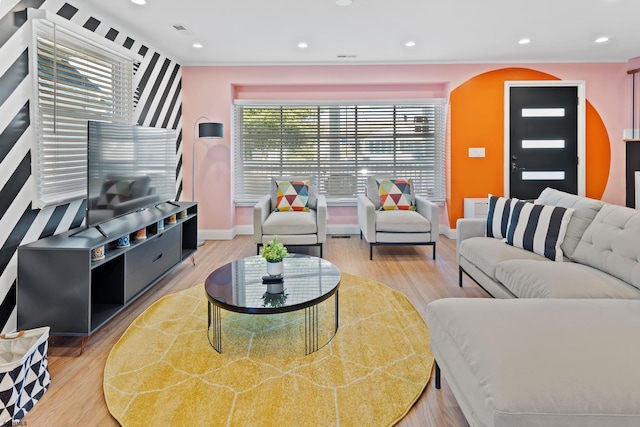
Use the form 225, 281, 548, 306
511, 162, 526, 173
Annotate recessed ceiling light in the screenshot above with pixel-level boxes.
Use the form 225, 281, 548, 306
595, 36, 609, 43
297, 42, 308, 49
518, 38, 531, 45
405, 40, 416, 47
336, 0, 353, 6
192, 43, 203, 49
131, 0, 147, 5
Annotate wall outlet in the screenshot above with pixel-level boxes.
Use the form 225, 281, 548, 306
468, 147, 485, 158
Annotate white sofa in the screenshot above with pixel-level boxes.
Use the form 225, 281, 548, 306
456, 187, 640, 299
426, 298, 640, 427
425, 188, 640, 426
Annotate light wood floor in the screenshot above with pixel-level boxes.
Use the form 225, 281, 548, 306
23, 235, 490, 426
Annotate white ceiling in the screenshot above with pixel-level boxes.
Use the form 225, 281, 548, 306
81, 0, 640, 66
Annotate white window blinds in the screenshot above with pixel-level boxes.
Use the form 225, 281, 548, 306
32, 19, 134, 208
233, 101, 446, 204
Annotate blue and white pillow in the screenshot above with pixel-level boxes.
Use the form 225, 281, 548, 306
505, 200, 575, 261
486, 195, 518, 239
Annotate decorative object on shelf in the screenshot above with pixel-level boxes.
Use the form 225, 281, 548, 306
91, 245, 105, 261
261, 235, 288, 277
178, 210, 187, 219
134, 228, 147, 240
157, 219, 164, 230
116, 235, 130, 249
167, 214, 176, 225
192, 118, 223, 247
262, 290, 288, 307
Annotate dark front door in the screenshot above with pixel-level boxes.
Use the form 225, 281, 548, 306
509, 86, 578, 199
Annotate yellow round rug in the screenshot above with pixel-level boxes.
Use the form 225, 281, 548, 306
103, 272, 433, 426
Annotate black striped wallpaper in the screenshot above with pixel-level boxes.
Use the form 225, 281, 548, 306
0, 0, 183, 332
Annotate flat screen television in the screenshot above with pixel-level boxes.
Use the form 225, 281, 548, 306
86, 121, 177, 228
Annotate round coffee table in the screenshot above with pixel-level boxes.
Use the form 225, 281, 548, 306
205, 254, 341, 355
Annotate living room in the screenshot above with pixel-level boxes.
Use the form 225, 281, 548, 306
1, 0, 639, 425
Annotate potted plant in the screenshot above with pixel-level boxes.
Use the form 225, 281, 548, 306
262, 235, 288, 276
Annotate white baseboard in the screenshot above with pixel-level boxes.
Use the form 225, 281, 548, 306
440, 225, 456, 240
235, 225, 253, 236
199, 229, 236, 241
327, 225, 360, 235
201, 224, 454, 240
235, 224, 361, 236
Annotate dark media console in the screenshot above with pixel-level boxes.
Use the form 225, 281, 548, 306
17, 201, 197, 339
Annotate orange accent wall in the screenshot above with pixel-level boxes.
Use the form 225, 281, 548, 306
448, 67, 610, 228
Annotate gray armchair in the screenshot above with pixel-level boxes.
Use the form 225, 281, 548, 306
357, 177, 439, 260
254, 177, 327, 257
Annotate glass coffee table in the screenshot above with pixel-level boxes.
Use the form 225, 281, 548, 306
205, 254, 341, 355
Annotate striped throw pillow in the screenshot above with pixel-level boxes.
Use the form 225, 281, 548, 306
486, 195, 518, 239
505, 200, 575, 261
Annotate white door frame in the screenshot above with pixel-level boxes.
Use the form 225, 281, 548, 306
504, 80, 586, 197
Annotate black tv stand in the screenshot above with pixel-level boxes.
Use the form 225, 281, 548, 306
17, 202, 198, 342
68, 223, 109, 239
68, 225, 106, 239
95, 224, 107, 237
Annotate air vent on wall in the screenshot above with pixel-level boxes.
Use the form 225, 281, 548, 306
337, 54, 358, 59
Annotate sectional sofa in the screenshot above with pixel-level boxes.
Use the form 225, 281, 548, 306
456, 187, 640, 299
426, 188, 640, 427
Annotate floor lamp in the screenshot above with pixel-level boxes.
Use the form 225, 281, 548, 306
192, 117, 224, 246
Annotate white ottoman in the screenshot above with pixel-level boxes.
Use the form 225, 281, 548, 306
425, 298, 640, 427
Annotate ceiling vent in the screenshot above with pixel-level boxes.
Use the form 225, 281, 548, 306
172, 24, 190, 32
336, 54, 358, 59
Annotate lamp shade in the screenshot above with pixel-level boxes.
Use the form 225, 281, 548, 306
198, 122, 223, 138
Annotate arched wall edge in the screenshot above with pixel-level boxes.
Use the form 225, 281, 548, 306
448, 67, 610, 228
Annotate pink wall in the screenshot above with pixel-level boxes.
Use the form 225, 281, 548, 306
182, 63, 629, 233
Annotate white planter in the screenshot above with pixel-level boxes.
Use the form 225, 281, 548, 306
267, 261, 284, 277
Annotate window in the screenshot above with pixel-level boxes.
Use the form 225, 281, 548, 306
32, 18, 134, 208
233, 101, 446, 204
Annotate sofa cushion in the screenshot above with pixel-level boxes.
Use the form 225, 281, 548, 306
536, 187, 604, 260
426, 298, 640, 427
495, 259, 640, 299
377, 178, 415, 211
572, 204, 640, 291
505, 200, 574, 261
271, 176, 318, 210
274, 180, 310, 212
486, 195, 517, 239
365, 176, 382, 209
459, 237, 547, 281
262, 210, 318, 235
374, 209, 430, 233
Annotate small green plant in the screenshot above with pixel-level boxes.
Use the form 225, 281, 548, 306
261, 235, 288, 263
